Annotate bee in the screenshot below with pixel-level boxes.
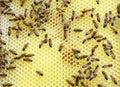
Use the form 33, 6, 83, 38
4, 11, 15, 16
82, 62, 91, 68
0, 38, 6, 45
43, 34, 48, 43
82, 37, 92, 44
109, 11, 113, 20
25, 53, 34, 57
9, 16, 20, 21
39, 40, 44, 48
93, 35, 103, 39
92, 20, 98, 29
75, 14, 84, 19
56, 7, 64, 13
90, 8, 94, 18
91, 30, 97, 38
110, 50, 116, 59
73, 29, 82, 32
30, 10, 33, 18
89, 73, 97, 80
33, 0, 43, 5
10, 58, 16, 64
107, 40, 113, 49
84, 66, 92, 74
81, 8, 91, 14
78, 70, 84, 79
16, 30, 19, 38
17, 22, 22, 31
34, 29, 39, 37
9, 49, 17, 55
103, 44, 110, 56
71, 10, 75, 21
93, 65, 99, 73
79, 55, 88, 59
17, 53, 26, 59
49, 39, 52, 47
36, 70, 43, 76
111, 16, 115, 26
91, 45, 98, 55
0, 73, 7, 77
2, 83, 13, 87
96, 13, 100, 22
24, 8, 27, 17
23, 21, 33, 27
96, 0, 99, 4
103, 13, 108, 28
90, 58, 100, 62
71, 74, 79, 86
110, 27, 118, 34
66, 79, 74, 86
110, 75, 117, 85
81, 82, 88, 87
102, 64, 113, 68
8, 27, 11, 36
63, 29, 67, 39
31, 4, 36, 12
23, 58, 32, 62
22, 42, 29, 51
71, 48, 80, 54
7, 65, 16, 70
98, 84, 106, 87
19, 14, 25, 20
20, 0, 25, 7
85, 29, 93, 36
58, 43, 64, 52
102, 71, 108, 80
28, 28, 34, 36
97, 37, 107, 42
44, 0, 52, 8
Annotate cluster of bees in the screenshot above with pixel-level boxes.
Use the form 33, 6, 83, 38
0, 0, 120, 87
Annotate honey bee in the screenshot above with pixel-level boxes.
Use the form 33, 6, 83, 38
103, 45, 110, 56
110, 75, 117, 85
43, 34, 48, 43
96, 13, 100, 22
93, 35, 103, 39
91, 30, 97, 38
58, 43, 64, 52
33, 0, 43, 5
19, 14, 25, 20
36, 70, 43, 76
117, 4, 120, 18
56, 7, 64, 13
22, 42, 29, 51
71, 10, 75, 21
82, 62, 91, 68
102, 64, 113, 68
63, 29, 67, 39
0, 73, 7, 77
10, 58, 15, 64
34, 29, 39, 37
24, 8, 27, 17
107, 40, 113, 49
9, 49, 17, 55
25, 53, 34, 57
89, 73, 97, 80
96, 0, 99, 4
23, 58, 32, 62
28, 28, 34, 36
90, 58, 100, 62
78, 70, 84, 79
71, 48, 80, 54
81, 8, 91, 14
31, 4, 36, 12
66, 79, 74, 86
23, 21, 33, 27
49, 39, 52, 47
4, 11, 15, 16
90, 8, 94, 18
82, 37, 92, 44
93, 65, 99, 73
97, 37, 107, 42
102, 71, 108, 80
81, 82, 88, 87
111, 16, 115, 26
92, 20, 98, 29
110, 27, 118, 34
98, 84, 106, 87
71, 74, 79, 86
109, 11, 113, 20
9, 16, 20, 21
20, 0, 25, 7
2, 83, 13, 87
75, 14, 84, 19
39, 40, 44, 48
8, 27, 11, 36
17, 22, 22, 31
84, 66, 92, 74
30, 10, 33, 18
85, 29, 93, 35
91, 45, 98, 55
110, 50, 116, 59
79, 55, 88, 59
103, 13, 108, 28
0, 38, 6, 45
16, 30, 19, 38
17, 53, 26, 59
7, 65, 16, 70
73, 29, 83, 32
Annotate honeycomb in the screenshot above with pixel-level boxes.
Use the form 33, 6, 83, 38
0, 0, 120, 87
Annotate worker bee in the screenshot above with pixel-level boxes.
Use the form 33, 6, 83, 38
10, 58, 16, 64
111, 16, 115, 26
91, 30, 97, 38
81, 8, 91, 14
17, 53, 26, 59
103, 13, 108, 28
82, 37, 92, 44
66, 79, 74, 86
110, 75, 117, 85
84, 66, 92, 74
93, 65, 99, 73
85, 29, 93, 36
110, 27, 118, 34
110, 50, 116, 59
39, 40, 44, 48
71, 74, 79, 86
90, 58, 100, 62
102, 64, 113, 68
79, 55, 88, 59
92, 20, 98, 29
16, 30, 19, 38
0, 73, 7, 77
24, 8, 27, 17
9, 49, 17, 55
22, 42, 29, 51
36, 70, 43, 76
20, 0, 25, 7
82, 62, 91, 68
63, 29, 67, 39
33, 0, 43, 5
19, 14, 25, 20
75, 14, 84, 19
102, 71, 108, 80
7, 65, 16, 70
23, 58, 32, 62
89, 73, 97, 80
34, 29, 39, 37
71, 48, 80, 54
2, 83, 13, 87
17, 22, 22, 31
78, 70, 84, 79
91, 45, 98, 55
96, 13, 100, 22
25, 53, 34, 57
71, 10, 75, 21
49, 39, 52, 47
90, 8, 94, 18
81, 82, 88, 87
97, 37, 107, 42
58, 43, 64, 52
28, 28, 34, 36
0, 38, 6, 45
109, 11, 113, 20
93, 35, 103, 39
23, 21, 33, 27
43, 34, 48, 43
107, 40, 113, 49
73, 29, 83, 32
30, 10, 33, 18
98, 84, 106, 87
96, 0, 99, 4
